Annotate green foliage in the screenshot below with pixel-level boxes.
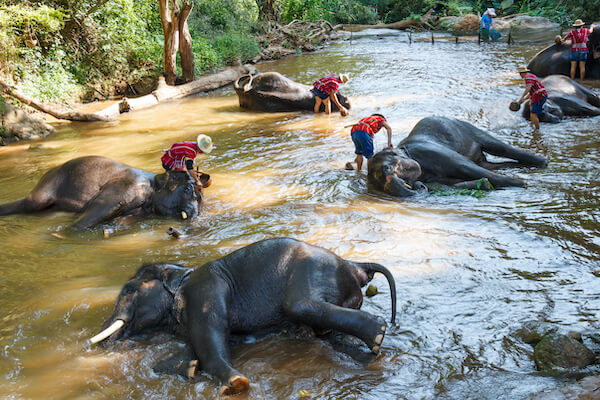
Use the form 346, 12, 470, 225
192, 32, 260, 74
281, 0, 378, 24
432, 178, 494, 198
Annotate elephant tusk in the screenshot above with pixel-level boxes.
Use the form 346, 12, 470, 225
181, 211, 187, 220
89, 319, 125, 344
403, 181, 412, 190
243, 74, 254, 93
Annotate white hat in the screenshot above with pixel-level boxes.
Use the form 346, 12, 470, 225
486, 8, 496, 17
196, 134, 213, 154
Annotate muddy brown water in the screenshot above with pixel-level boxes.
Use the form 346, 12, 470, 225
1, 31, 599, 399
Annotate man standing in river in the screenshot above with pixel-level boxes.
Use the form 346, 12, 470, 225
560, 19, 594, 80
161, 134, 213, 189
345, 114, 393, 172
312, 73, 349, 116
516, 66, 548, 132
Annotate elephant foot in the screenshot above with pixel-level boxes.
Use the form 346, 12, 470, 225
370, 323, 387, 355
345, 162, 354, 171
219, 375, 250, 396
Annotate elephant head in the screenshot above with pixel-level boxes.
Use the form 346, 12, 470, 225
368, 148, 427, 197
90, 263, 190, 344
152, 171, 203, 220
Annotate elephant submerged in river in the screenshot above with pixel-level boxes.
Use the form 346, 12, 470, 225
234, 71, 351, 112
521, 75, 600, 123
90, 237, 396, 395
527, 26, 600, 79
368, 116, 547, 197
0, 156, 210, 229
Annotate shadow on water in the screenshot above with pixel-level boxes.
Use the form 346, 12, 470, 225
0, 31, 599, 399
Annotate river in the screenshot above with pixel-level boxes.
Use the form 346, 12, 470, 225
0, 30, 599, 399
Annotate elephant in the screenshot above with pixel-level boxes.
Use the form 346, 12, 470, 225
521, 75, 600, 123
89, 237, 396, 395
527, 25, 600, 79
367, 116, 547, 197
0, 156, 210, 229
234, 71, 351, 112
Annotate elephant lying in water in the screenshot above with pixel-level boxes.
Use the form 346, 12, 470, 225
527, 26, 600, 79
368, 116, 547, 196
0, 156, 210, 229
522, 75, 600, 123
234, 71, 351, 112
90, 237, 396, 395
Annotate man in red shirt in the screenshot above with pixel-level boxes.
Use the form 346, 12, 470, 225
312, 73, 349, 116
161, 134, 213, 188
561, 19, 594, 80
516, 66, 548, 131
345, 114, 393, 172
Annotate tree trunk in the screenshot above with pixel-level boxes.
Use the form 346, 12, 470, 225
159, 0, 179, 85
257, 0, 278, 21
178, 0, 195, 82
0, 78, 110, 122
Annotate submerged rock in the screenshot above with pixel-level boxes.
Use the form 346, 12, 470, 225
1, 99, 54, 144
529, 375, 600, 399
534, 333, 595, 371
514, 320, 559, 345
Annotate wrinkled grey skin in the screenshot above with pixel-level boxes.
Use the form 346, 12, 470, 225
0, 156, 204, 229
528, 25, 600, 79
97, 238, 396, 394
522, 75, 600, 123
234, 71, 351, 112
368, 117, 547, 196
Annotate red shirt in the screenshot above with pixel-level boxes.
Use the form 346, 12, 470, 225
524, 73, 548, 104
313, 74, 341, 95
351, 115, 386, 137
566, 28, 590, 52
161, 141, 201, 170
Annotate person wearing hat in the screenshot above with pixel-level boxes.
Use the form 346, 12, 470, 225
560, 19, 594, 80
161, 134, 213, 189
480, 8, 496, 41
311, 73, 349, 116
345, 113, 393, 172
516, 66, 548, 131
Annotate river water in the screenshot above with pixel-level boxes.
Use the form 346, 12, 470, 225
1, 31, 599, 399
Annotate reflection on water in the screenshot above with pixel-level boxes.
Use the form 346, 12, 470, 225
1, 31, 599, 399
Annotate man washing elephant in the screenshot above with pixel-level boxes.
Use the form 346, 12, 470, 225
162, 134, 213, 191
345, 114, 393, 172
516, 66, 548, 132
559, 19, 595, 81
312, 73, 350, 116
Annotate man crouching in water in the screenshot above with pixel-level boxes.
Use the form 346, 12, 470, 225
345, 114, 393, 172
161, 134, 213, 190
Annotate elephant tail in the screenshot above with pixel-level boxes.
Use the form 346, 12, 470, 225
354, 262, 397, 324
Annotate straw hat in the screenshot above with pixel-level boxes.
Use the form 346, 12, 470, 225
339, 73, 349, 84
196, 134, 213, 153
517, 66, 530, 74
486, 8, 496, 17
572, 19, 585, 27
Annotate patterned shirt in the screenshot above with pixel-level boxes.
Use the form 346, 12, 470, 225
351, 115, 386, 137
524, 73, 548, 104
161, 141, 201, 170
313, 74, 341, 95
566, 28, 590, 52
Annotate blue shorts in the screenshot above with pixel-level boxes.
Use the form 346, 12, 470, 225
312, 87, 330, 100
570, 51, 588, 62
531, 97, 547, 115
351, 130, 374, 159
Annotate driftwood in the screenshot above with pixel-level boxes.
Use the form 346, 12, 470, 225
334, 10, 436, 32
257, 19, 335, 60
95, 63, 256, 119
0, 78, 110, 122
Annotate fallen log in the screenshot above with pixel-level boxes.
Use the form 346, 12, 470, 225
0, 78, 110, 122
95, 63, 256, 119
334, 19, 426, 32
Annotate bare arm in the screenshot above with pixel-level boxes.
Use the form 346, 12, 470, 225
382, 121, 393, 147
518, 85, 532, 103
331, 92, 348, 116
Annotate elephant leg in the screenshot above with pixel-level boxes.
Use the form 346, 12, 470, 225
283, 295, 387, 354
184, 276, 249, 395
0, 192, 55, 215
475, 132, 547, 168
73, 182, 142, 229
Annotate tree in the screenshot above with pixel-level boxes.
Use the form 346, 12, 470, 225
158, 0, 195, 84
256, 0, 279, 21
